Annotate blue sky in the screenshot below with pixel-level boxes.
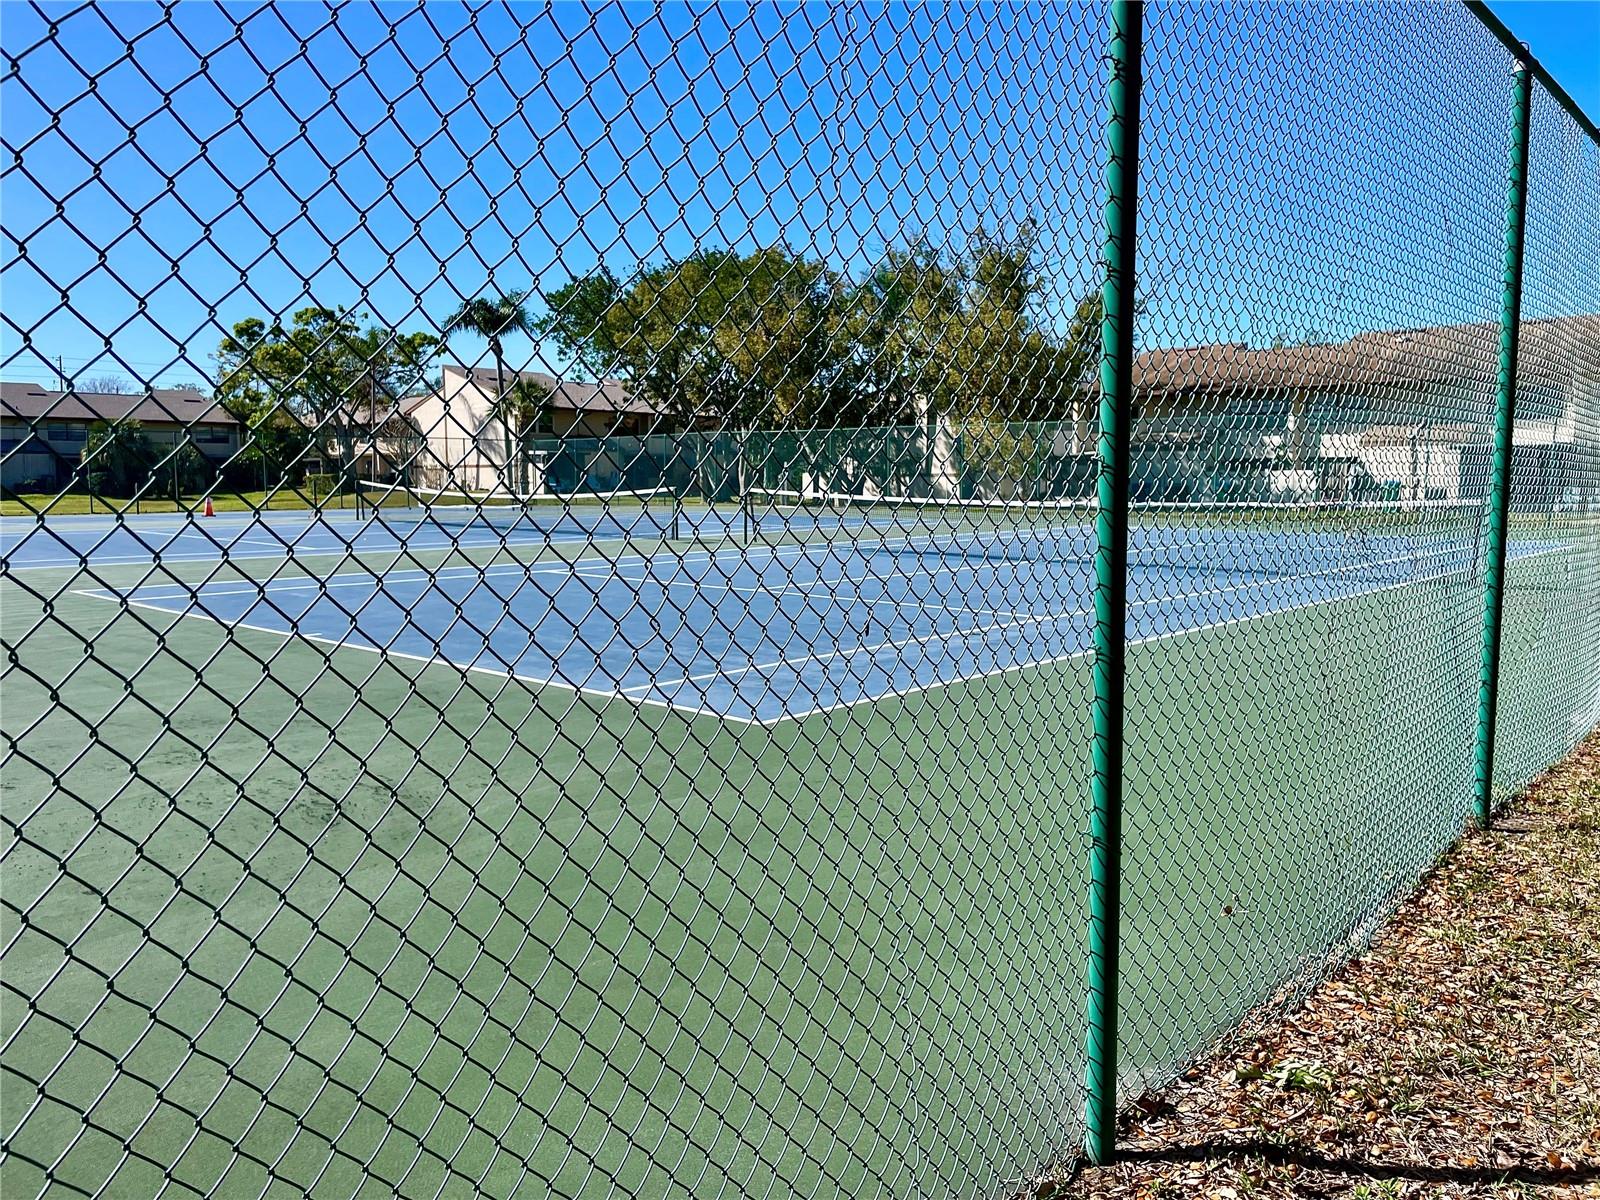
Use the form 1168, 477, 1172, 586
1485, 1, 1600, 115
1, 1, 1594, 395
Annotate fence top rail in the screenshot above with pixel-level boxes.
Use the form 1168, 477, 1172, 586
1464, 0, 1600, 141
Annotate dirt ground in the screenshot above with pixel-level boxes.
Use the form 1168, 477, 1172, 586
1063, 733, 1600, 1200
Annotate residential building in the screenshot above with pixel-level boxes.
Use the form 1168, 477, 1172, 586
0, 383, 240, 492
391, 365, 671, 493
1059, 314, 1597, 502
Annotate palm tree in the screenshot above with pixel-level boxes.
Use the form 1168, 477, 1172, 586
505, 378, 555, 494
445, 290, 534, 493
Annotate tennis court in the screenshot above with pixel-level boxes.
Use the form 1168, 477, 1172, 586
3, 490, 1590, 1198
59, 498, 1512, 725
4, 2, 1597, 1196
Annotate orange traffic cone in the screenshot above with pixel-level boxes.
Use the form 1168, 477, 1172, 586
203, 497, 215, 518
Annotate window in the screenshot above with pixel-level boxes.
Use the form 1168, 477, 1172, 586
46, 424, 87, 443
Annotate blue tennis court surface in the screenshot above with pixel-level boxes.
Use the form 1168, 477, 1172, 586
0, 503, 696, 569
61, 512, 1528, 725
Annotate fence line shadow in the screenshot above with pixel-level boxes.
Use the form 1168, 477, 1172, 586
1118, 1141, 1600, 1188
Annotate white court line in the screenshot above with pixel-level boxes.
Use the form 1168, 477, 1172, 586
622, 602, 1083, 696
626, 546, 1491, 696
70, 541, 1568, 728
61, 529, 768, 594
68, 534, 976, 602
34, 513, 1061, 581
71, 519, 1455, 601
646, 575, 1038, 620
771, 543, 1567, 726
5, 500, 1489, 576
76, 561, 1037, 630
74, 530, 1514, 621
92, 592, 764, 728
1, 521, 645, 572
25, 513, 1054, 576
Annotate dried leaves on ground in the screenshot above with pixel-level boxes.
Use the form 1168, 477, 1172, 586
1066, 732, 1600, 1199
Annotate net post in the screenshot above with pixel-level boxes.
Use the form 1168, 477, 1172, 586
1474, 55, 1534, 830
1086, 0, 1141, 1168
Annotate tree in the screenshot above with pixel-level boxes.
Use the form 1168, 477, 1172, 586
503, 378, 555, 493
222, 387, 313, 491
80, 374, 135, 395
83, 420, 155, 497
536, 271, 622, 381
216, 308, 437, 498
536, 248, 854, 429
841, 239, 963, 427
445, 291, 535, 493
839, 226, 1101, 492
535, 231, 1102, 495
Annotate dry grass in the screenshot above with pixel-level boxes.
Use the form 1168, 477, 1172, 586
1061, 731, 1600, 1200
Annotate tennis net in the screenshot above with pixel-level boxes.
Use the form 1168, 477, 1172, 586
746, 489, 1487, 585
357, 480, 686, 539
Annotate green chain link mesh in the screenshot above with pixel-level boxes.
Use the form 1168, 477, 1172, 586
1, 3, 1595, 1197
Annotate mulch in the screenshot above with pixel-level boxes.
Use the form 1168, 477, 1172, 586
1060, 732, 1600, 1200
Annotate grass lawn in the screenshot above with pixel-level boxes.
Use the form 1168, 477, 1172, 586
0, 489, 396, 517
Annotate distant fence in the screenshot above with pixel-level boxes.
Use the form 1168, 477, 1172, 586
1, 2, 1595, 1197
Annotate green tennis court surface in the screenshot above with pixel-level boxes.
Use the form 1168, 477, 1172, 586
2, 516, 1588, 1197
4, 2, 1598, 1196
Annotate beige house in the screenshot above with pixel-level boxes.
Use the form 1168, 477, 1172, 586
1061, 314, 1596, 502
390, 365, 666, 492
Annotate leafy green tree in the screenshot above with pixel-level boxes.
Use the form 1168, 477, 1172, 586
535, 271, 621, 381
536, 230, 1101, 493
221, 388, 312, 490
840, 226, 1101, 490
171, 442, 211, 497
217, 307, 437, 497
840, 239, 963, 427
84, 420, 155, 498
537, 248, 855, 429
944, 223, 1099, 424
445, 291, 535, 492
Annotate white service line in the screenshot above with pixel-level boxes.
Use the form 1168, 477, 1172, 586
765, 542, 1569, 725
628, 549, 1491, 698
644, 574, 1039, 620
76, 543, 1038, 614
91, 592, 764, 727
70, 541, 1568, 728
626, 603, 1088, 696
3, 522, 635, 572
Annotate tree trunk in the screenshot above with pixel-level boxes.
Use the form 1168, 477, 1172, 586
492, 339, 511, 496
337, 427, 358, 510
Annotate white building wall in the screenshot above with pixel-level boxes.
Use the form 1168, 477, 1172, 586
1316, 429, 1467, 501
406, 366, 507, 491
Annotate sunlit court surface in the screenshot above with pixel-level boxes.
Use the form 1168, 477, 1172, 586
7, 495, 1548, 727
2, 1, 1597, 1198
3, 483, 1592, 1198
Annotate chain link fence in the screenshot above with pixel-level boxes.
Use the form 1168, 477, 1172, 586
2, 2, 1595, 1196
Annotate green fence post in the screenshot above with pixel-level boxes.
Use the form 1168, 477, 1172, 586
1086, 0, 1142, 1167
1474, 54, 1534, 829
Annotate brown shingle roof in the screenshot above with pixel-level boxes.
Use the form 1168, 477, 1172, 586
0, 383, 236, 425
1126, 315, 1597, 402
447, 365, 661, 416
